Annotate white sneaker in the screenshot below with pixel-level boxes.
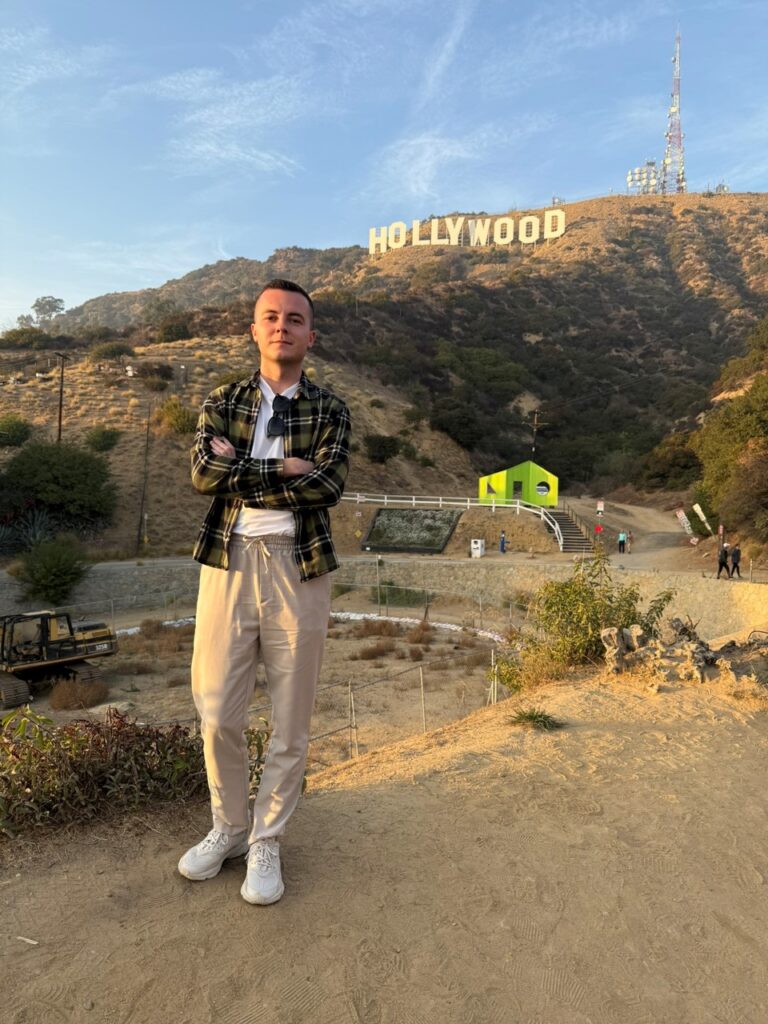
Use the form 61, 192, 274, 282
240, 838, 285, 905
177, 829, 249, 880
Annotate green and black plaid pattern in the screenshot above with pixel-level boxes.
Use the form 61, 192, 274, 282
191, 372, 351, 581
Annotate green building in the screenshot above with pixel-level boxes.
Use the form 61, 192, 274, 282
478, 460, 558, 508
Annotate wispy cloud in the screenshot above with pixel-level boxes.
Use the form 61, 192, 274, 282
0, 26, 110, 100
109, 68, 307, 175
363, 115, 555, 203
479, 7, 639, 97
49, 233, 219, 283
413, 0, 476, 112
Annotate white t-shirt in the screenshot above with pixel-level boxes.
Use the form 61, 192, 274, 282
233, 378, 298, 537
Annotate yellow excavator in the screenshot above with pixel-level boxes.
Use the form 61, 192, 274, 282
0, 610, 118, 709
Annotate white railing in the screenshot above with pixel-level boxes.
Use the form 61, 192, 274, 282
340, 492, 564, 551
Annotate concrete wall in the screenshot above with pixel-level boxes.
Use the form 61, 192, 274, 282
1, 555, 764, 640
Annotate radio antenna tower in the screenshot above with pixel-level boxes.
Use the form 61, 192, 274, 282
660, 31, 687, 193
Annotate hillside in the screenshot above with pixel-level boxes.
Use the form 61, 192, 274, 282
44, 192, 768, 484
0, 336, 479, 558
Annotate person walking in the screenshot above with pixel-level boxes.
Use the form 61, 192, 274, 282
499, 529, 506, 554
626, 531, 633, 554
178, 279, 351, 905
717, 543, 731, 579
617, 530, 626, 554
730, 542, 742, 579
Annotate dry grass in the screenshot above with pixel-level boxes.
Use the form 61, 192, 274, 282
49, 679, 109, 710
353, 619, 402, 638
165, 675, 188, 689
406, 622, 434, 645
357, 638, 397, 660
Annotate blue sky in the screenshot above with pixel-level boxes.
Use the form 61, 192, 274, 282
1, 0, 766, 328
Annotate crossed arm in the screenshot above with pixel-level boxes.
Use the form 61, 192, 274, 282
190, 397, 351, 510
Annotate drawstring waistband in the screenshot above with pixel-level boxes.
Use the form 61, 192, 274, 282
231, 533, 294, 556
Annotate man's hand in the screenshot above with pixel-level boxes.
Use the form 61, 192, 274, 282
283, 457, 315, 477
209, 437, 314, 477
210, 436, 236, 457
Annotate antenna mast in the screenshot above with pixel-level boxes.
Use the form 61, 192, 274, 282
661, 31, 687, 193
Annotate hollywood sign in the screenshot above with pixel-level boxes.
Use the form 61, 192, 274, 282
368, 209, 566, 255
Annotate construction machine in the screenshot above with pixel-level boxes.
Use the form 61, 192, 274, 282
0, 610, 118, 709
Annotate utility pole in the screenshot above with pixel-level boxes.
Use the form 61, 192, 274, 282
54, 351, 70, 442
531, 409, 547, 456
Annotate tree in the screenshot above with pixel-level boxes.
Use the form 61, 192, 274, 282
16, 314, 35, 328
0, 441, 117, 530
31, 296, 65, 325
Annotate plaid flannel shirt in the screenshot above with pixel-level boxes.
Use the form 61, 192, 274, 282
191, 371, 351, 580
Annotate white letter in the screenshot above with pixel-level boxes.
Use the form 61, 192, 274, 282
369, 226, 388, 254
493, 217, 514, 244
430, 218, 449, 244
388, 221, 407, 248
412, 219, 430, 246
445, 216, 465, 245
519, 215, 540, 244
467, 218, 491, 246
544, 209, 566, 240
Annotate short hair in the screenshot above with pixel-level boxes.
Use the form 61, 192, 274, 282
254, 279, 314, 324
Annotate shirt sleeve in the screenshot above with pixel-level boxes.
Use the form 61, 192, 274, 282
246, 401, 351, 510
190, 392, 285, 497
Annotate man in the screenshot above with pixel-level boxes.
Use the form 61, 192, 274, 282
717, 543, 731, 579
730, 541, 742, 579
178, 279, 351, 905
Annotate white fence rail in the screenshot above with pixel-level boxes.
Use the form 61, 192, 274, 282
341, 492, 564, 551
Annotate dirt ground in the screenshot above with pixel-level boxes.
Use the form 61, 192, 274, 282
3, 664, 768, 1024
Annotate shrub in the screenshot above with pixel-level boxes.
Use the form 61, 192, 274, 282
89, 341, 135, 361
10, 536, 89, 604
157, 316, 192, 342
157, 397, 198, 435
84, 425, 121, 452
531, 548, 673, 665
0, 414, 32, 447
137, 361, 174, 381
0, 708, 208, 833
0, 327, 54, 350
49, 679, 109, 710
364, 433, 401, 463
358, 638, 396, 659
142, 376, 169, 392
0, 441, 117, 530
509, 708, 564, 731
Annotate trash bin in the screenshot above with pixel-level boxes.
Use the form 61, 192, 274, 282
470, 539, 485, 559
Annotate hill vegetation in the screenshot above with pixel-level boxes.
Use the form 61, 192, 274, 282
3, 192, 768, 552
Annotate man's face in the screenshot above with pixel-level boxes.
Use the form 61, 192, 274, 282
251, 288, 315, 371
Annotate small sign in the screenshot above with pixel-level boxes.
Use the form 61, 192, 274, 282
354, 529, 362, 539
596, 500, 605, 513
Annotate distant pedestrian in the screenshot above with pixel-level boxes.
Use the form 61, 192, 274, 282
717, 543, 731, 579
617, 530, 627, 554
627, 531, 634, 554
499, 529, 506, 554
730, 542, 742, 579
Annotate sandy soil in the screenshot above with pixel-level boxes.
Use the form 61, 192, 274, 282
3, 668, 768, 1023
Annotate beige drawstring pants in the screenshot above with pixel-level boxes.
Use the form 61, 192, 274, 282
191, 534, 331, 842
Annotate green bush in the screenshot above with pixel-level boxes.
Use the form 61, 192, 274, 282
137, 361, 174, 381
10, 536, 89, 604
89, 341, 135, 361
531, 548, 673, 665
0, 327, 53, 350
0, 441, 117, 529
158, 397, 198, 434
0, 414, 32, 447
0, 708, 205, 833
157, 316, 192, 342
84, 425, 121, 452
0, 707, 273, 833
364, 433, 401, 463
